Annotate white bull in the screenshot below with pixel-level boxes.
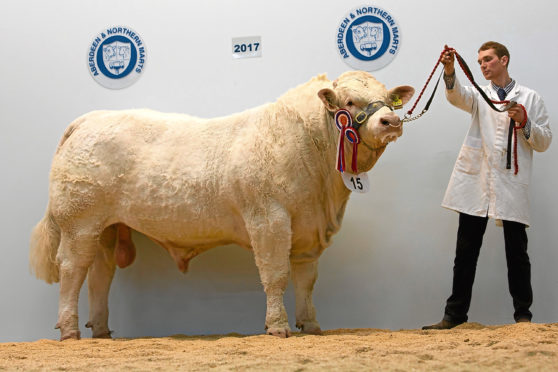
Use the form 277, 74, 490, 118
30, 71, 414, 340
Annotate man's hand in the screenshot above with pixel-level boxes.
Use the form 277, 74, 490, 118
508, 104, 526, 124
441, 45, 455, 75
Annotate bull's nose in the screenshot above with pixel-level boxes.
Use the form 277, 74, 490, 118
380, 115, 401, 127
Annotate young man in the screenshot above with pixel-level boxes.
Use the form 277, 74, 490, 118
423, 42, 552, 330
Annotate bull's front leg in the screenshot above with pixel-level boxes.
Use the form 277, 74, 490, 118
246, 205, 292, 338
291, 259, 322, 335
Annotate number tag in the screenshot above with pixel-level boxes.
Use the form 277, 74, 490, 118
341, 172, 370, 193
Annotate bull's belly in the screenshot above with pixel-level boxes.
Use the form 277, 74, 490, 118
119, 198, 252, 273
124, 215, 251, 249
117, 197, 251, 247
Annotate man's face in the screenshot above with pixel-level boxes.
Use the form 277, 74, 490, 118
477, 48, 508, 81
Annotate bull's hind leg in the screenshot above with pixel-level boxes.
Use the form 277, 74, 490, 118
55, 232, 98, 340
291, 259, 322, 335
247, 205, 292, 338
85, 225, 117, 338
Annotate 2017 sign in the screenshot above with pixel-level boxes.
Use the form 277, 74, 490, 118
234, 43, 260, 53
232, 36, 262, 59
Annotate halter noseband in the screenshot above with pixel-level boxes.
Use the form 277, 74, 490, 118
353, 101, 395, 130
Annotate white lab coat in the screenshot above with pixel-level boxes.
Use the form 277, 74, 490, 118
442, 77, 552, 226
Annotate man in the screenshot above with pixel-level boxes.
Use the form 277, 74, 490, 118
423, 42, 552, 330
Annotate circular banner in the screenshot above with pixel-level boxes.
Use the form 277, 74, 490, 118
336, 5, 401, 71
87, 26, 147, 89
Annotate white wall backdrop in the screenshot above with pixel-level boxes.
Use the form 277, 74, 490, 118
1, 0, 556, 342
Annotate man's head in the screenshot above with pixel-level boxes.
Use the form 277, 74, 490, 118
477, 41, 510, 83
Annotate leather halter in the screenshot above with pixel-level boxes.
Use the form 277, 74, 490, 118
353, 101, 394, 130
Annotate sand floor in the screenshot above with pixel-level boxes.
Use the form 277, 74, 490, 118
1, 322, 557, 371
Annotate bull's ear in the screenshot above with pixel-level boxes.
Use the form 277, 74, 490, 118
388, 86, 415, 108
318, 88, 339, 113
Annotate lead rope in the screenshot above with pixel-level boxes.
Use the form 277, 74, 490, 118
405, 46, 528, 174
512, 105, 528, 174
403, 49, 447, 122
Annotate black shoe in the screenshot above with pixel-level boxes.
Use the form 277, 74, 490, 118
422, 319, 463, 330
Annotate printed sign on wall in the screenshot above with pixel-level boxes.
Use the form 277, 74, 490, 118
87, 26, 147, 89
336, 5, 401, 71
232, 36, 262, 59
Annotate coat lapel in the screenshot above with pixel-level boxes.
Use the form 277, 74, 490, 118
505, 83, 521, 102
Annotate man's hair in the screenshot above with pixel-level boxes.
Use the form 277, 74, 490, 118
478, 41, 510, 68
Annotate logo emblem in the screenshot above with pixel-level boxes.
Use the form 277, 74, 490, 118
336, 6, 401, 71
351, 21, 383, 57
87, 26, 146, 89
102, 41, 131, 75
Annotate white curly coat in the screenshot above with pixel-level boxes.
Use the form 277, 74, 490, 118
30, 71, 414, 340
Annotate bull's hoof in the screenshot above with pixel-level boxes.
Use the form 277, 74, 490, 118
266, 327, 291, 338
92, 331, 112, 339
86, 321, 113, 338
60, 330, 81, 341
297, 322, 323, 335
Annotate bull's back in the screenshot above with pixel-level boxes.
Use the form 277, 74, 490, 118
49, 109, 259, 242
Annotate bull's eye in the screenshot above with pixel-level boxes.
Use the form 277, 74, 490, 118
347, 100, 353, 106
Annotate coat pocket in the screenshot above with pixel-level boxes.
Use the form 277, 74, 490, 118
496, 140, 532, 185
455, 145, 482, 175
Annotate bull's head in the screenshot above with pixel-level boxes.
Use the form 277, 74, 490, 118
318, 71, 414, 150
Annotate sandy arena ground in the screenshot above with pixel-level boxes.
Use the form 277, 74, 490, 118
1, 322, 557, 371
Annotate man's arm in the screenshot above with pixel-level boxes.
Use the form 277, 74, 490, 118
444, 71, 456, 90
522, 93, 552, 152
441, 46, 475, 113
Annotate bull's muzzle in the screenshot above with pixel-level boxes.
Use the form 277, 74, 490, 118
380, 114, 402, 128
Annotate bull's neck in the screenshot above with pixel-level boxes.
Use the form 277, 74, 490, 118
346, 138, 387, 173
319, 111, 368, 242
322, 108, 389, 226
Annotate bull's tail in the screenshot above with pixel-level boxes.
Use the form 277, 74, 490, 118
29, 209, 61, 284
29, 117, 89, 284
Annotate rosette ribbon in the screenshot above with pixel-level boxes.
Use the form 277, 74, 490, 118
334, 109, 361, 174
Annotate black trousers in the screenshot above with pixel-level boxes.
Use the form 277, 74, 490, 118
443, 213, 533, 323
